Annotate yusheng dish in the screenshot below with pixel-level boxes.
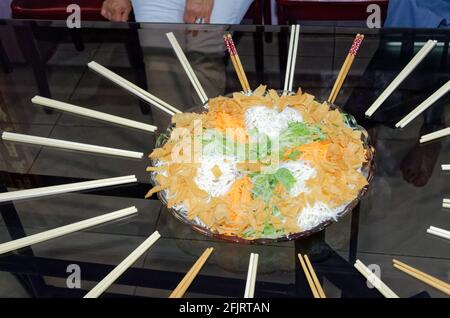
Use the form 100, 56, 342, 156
146, 85, 374, 242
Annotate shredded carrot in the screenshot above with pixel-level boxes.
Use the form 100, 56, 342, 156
298, 140, 331, 162
215, 112, 249, 143
283, 140, 331, 163
225, 176, 253, 221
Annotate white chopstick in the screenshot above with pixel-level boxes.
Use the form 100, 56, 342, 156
0, 206, 138, 255
32, 96, 157, 133
288, 25, 300, 93
84, 230, 160, 298
283, 25, 300, 94
283, 25, 295, 94
249, 253, 258, 298
166, 32, 208, 105
427, 226, 450, 240
354, 260, 399, 298
443, 199, 450, 209
88, 61, 181, 115
442, 164, 450, 171
429, 226, 450, 235
427, 230, 450, 240
243, 253, 254, 298
244, 253, 258, 298
0, 175, 137, 203
365, 40, 437, 117
419, 127, 450, 143
2, 131, 143, 159
396, 80, 450, 128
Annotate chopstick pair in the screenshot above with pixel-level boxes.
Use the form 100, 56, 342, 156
419, 127, 450, 143
427, 226, 450, 240
396, 79, 450, 128
32, 95, 157, 133
88, 61, 181, 116
0, 175, 137, 203
283, 25, 300, 94
393, 259, 450, 296
166, 32, 209, 105
328, 34, 364, 104
442, 198, 450, 209
0, 206, 138, 255
366, 40, 438, 117
169, 247, 214, 298
244, 253, 259, 298
354, 259, 399, 298
298, 254, 326, 298
1, 131, 143, 159
0, 204, 158, 298
85, 231, 161, 298
224, 33, 251, 93
442, 164, 450, 171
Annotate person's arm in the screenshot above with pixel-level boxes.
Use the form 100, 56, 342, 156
183, 0, 214, 23
101, 0, 132, 22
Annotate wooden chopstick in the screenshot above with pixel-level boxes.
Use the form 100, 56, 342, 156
393, 259, 450, 291
328, 34, 364, 104
328, 54, 352, 103
304, 255, 326, 298
224, 35, 247, 92
169, 247, 214, 298
329, 55, 354, 104
226, 34, 251, 92
298, 254, 320, 298
393, 260, 450, 296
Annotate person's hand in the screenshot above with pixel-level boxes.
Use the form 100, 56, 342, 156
101, 0, 132, 22
183, 0, 214, 24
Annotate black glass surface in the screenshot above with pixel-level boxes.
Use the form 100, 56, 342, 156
0, 20, 449, 298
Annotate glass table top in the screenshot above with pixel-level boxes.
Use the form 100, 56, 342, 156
0, 20, 449, 298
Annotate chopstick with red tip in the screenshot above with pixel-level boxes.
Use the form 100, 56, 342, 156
328, 34, 364, 104
224, 34, 251, 93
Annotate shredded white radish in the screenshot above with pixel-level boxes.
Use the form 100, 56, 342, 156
279, 161, 317, 196
194, 155, 239, 197
297, 202, 347, 231
245, 106, 303, 139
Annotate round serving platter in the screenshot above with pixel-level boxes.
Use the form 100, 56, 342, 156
149, 91, 375, 244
